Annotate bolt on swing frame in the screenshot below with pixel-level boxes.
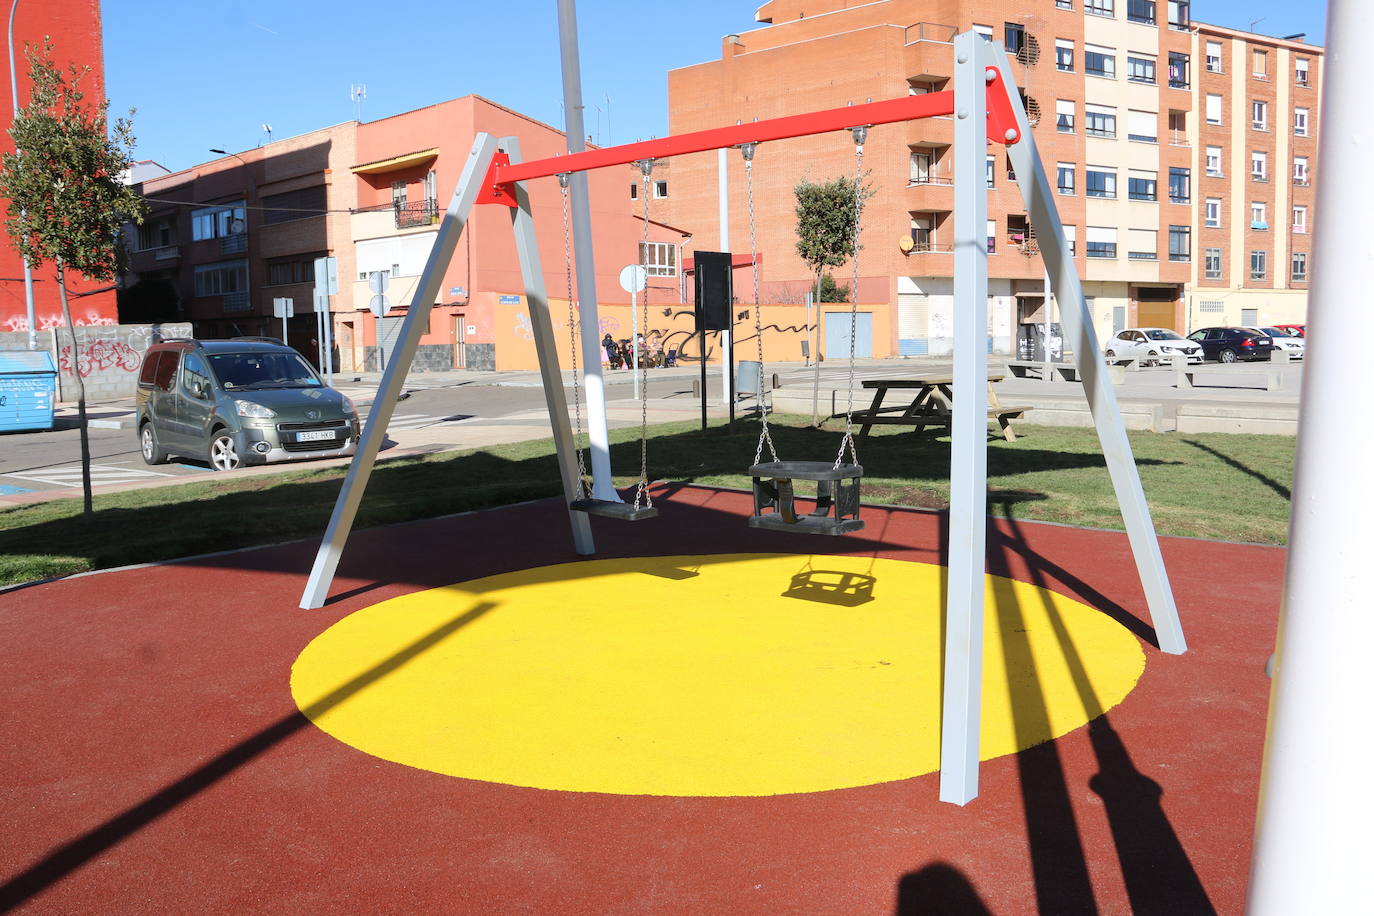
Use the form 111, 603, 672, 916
299, 31, 1185, 806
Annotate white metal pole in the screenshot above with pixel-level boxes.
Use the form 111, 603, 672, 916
8, 0, 36, 351
719, 147, 731, 405
556, 0, 620, 504
938, 30, 990, 807
1043, 265, 1053, 381
1248, 0, 1374, 906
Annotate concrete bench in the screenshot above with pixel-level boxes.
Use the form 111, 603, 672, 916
1178, 367, 1281, 391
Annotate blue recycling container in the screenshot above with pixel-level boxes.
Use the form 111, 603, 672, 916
0, 350, 58, 432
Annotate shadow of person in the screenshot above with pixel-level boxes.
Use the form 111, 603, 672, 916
895, 862, 993, 915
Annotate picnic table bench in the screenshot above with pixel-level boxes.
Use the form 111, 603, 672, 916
851, 374, 1033, 442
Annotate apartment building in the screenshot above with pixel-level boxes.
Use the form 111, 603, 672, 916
665, 0, 1321, 357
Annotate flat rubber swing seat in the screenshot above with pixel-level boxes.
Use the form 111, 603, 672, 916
748, 460, 864, 536
569, 498, 659, 521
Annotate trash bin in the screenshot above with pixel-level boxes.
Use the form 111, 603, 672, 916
0, 350, 58, 432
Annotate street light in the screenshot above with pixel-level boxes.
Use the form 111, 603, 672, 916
8, 0, 37, 349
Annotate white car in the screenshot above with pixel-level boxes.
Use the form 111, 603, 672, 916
1103, 328, 1204, 366
1252, 327, 1305, 359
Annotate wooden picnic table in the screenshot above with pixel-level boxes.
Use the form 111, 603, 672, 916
851, 374, 1032, 442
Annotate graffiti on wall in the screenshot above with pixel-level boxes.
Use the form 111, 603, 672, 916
4, 312, 118, 333
58, 338, 142, 377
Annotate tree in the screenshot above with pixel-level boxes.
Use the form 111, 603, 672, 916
0, 39, 146, 515
816, 272, 850, 303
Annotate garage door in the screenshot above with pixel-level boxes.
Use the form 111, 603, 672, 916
1136, 301, 1176, 330
825, 311, 873, 360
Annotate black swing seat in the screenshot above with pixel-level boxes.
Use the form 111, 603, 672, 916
748, 460, 864, 536
569, 498, 659, 521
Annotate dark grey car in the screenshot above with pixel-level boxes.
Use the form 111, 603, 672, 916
136, 338, 360, 471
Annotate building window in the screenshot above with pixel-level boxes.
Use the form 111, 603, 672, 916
1295, 58, 1310, 86
1085, 105, 1116, 138
136, 219, 174, 251
1168, 52, 1190, 89
1057, 163, 1076, 195
972, 24, 994, 42
1293, 156, 1309, 185
1057, 0, 1074, 8
1127, 54, 1157, 83
1205, 145, 1223, 176
1206, 40, 1223, 72
1204, 249, 1223, 279
1252, 49, 1268, 80
1251, 201, 1268, 229
1199, 298, 1224, 312
1205, 198, 1222, 227
1251, 100, 1268, 131
262, 185, 326, 226
1168, 167, 1191, 203
391, 180, 407, 208
1063, 224, 1077, 255
629, 183, 638, 200
1127, 0, 1155, 24
1004, 23, 1027, 56
1251, 151, 1268, 181
1086, 167, 1117, 198
1168, 1, 1190, 29
190, 202, 246, 241
1128, 228, 1158, 260
986, 219, 996, 254
986, 154, 995, 189
266, 256, 318, 287
1056, 99, 1075, 133
1086, 227, 1117, 258
1085, 0, 1114, 15
1167, 109, 1188, 145
1056, 39, 1074, 71
1205, 93, 1223, 125
1250, 250, 1267, 280
1293, 206, 1308, 233
1085, 45, 1116, 78
193, 259, 248, 297
1294, 107, 1309, 137
1291, 251, 1308, 281
639, 241, 677, 277
654, 180, 668, 199
1128, 170, 1158, 201
1127, 110, 1158, 143
1168, 225, 1191, 261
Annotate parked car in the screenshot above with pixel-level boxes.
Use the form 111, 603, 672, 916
136, 338, 360, 471
1103, 327, 1203, 365
1273, 323, 1305, 338
1185, 327, 1275, 363
1252, 327, 1305, 360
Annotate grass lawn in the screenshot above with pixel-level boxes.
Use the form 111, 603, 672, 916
0, 417, 1294, 588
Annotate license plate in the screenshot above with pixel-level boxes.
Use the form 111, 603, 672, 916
296, 429, 336, 442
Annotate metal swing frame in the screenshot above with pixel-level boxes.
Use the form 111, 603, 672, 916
299, 31, 1186, 807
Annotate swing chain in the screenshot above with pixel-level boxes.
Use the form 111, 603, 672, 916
744, 147, 778, 467
834, 128, 868, 470
633, 159, 654, 510
559, 177, 590, 498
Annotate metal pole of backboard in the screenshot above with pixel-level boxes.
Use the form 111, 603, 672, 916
556, 0, 621, 505
504, 135, 595, 555
992, 45, 1186, 656
938, 30, 991, 807
299, 133, 503, 609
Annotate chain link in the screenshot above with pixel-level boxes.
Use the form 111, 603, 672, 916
560, 178, 590, 499
743, 144, 777, 467
633, 160, 654, 510
834, 128, 867, 470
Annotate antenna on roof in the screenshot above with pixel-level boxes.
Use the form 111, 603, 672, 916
261, 123, 273, 144
351, 84, 367, 121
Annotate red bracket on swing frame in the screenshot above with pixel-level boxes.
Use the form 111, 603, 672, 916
476, 72, 1022, 208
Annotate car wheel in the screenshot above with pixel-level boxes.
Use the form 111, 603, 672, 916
209, 429, 242, 471
140, 423, 168, 465
1219, 349, 1238, 364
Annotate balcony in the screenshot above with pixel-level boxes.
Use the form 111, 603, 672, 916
396, 200, 439, 229
903, 23, 955, 82
219, 233, 247, 255
152, 245, 181, 261
906, 179, 953, 212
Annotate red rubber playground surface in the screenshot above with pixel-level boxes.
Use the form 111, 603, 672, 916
1, 486, 1282, 914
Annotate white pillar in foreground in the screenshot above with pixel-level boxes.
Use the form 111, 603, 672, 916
719, 147, 732, 405
1247, 0, 1374, 909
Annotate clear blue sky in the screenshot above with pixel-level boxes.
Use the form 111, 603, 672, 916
102, 0, 1327, 173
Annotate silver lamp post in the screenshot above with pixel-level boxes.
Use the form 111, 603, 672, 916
8, 0, 37, 350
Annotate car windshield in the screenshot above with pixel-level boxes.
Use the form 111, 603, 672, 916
209, 351, 322, 390
1262, 328, 1291, 337
1143, 329, 1184, 340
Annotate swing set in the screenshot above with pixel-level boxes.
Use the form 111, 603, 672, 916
299, 31, 1187, 805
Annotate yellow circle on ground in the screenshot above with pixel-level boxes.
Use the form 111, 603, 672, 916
291, 554, 1145, 797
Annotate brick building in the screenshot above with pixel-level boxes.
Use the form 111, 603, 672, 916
1, 0, 116, 333
665, 0, 1321, 357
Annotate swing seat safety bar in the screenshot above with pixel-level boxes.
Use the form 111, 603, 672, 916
477, 73, 1021, 207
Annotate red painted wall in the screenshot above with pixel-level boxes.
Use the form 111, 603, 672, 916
0, 0, 117, 333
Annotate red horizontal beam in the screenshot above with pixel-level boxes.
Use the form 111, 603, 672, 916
486, 91, 956, 192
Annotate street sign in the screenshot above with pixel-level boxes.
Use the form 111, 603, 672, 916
314, 256, 339, 296
618, 264, 647, 293
272, 297, 294, 319
369, 295, 389, 318
368, 271, 390, 294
